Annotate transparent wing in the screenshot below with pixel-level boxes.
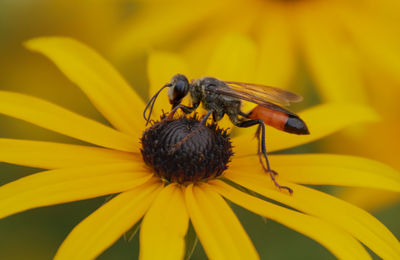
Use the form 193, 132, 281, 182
222, 81, 303, 106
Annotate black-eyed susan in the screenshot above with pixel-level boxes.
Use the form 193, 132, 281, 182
1, 37, 400, 259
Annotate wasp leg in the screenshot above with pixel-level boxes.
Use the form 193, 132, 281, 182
254, 126, 278, 176
200, 110, 213, 125
256, 125, 268, 171
239, 111, 250, 118
166, 104, 196, 120
234, 119, 293, 194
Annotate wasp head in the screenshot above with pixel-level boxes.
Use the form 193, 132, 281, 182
167, 74, 190, 108
143, 74, 190, 125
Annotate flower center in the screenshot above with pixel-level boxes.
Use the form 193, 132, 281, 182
140, 115, 233, 184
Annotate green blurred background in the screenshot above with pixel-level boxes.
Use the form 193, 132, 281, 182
1, 0, 399, 259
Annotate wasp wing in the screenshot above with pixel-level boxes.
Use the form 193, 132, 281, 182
212, 83, 298, 116
222, 81, 303, 106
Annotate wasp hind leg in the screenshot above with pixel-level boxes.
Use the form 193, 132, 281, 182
255, 125, 276, 176
234, 119, 293, 194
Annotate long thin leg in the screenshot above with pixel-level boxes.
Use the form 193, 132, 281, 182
255, 125, 277, 175
256, 125, 268, 172
235, 119, 293, 194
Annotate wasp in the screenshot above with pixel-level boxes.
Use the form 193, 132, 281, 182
143, 74, 310, 193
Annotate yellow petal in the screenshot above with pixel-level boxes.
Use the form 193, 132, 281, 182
140, 184, 189, 260
25, 37, 145, 137
147, 52, 191, 119
0, 138, 138, 169
226, 172, 400, 260
211, 180, 371, 260
181, 4, 257, 76
255, 10, 295, 88
0, 163, 152, 220
205, 34, 257, 82
335, 2, 400, 83
112, 1, 222, 60
0, 91, 137, 152
55, 179, 163, 260
233, 103, 379, 155
338, 188, 400, 212
230, 154, 400, 192
294, 5, 367, 103
184, 183, 259, 260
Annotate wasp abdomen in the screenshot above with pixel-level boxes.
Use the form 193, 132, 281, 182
248, 105, 309, 135
284, 114, 309, 135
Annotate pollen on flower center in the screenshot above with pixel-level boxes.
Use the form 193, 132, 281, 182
140, 115, 233, 184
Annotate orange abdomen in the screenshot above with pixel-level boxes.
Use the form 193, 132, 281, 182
248, 106, 288, 131
248, 105, 309, 135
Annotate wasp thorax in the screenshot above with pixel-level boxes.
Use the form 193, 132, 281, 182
141, 115, 233, 183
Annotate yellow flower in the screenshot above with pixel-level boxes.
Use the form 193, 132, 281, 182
113, 0, 400, 104
324, 56, 400, 212
1, 37, 399, 259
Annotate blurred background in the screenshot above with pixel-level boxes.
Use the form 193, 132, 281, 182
1, 0, 400, 259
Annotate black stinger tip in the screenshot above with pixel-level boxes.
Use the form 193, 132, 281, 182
284, 115, 310, 135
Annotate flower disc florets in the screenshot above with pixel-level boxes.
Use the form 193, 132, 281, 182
141, 115, 233, 184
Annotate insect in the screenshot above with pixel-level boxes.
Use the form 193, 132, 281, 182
143, 74, 310, 193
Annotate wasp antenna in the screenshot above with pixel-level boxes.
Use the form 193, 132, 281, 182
143, 84, 170, 125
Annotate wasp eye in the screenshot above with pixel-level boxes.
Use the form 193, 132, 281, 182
174, 80, 188, 97
168, 74, 189, 106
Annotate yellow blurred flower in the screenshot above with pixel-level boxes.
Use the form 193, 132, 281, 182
0, 37, 399, 259
323, 36, 400, 211
331, 115, 400, 212
0, 0, 136, 141
113, 0, 400, 103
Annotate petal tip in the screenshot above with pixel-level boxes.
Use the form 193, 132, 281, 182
23, 36, 76, 52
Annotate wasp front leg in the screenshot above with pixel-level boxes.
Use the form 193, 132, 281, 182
200, 110, 214, 124
166, 104, 196, 120
166, 97, 201, 120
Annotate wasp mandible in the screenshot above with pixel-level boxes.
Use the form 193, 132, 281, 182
143, 74, 310, 193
